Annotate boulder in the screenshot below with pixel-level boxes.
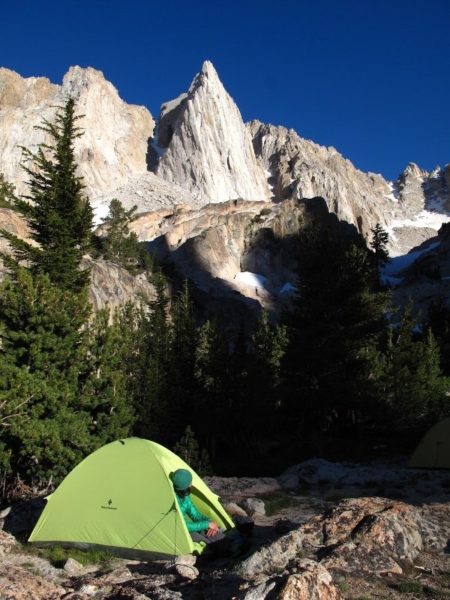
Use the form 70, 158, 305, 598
277, 560, 343, 600
0, 564, 66, 600
240, 498, 266, 518
237, 497, 450, 579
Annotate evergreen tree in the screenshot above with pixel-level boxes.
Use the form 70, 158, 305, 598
194, 319, 231, 457
283, 223, 390, 434
0, 99, 96, 484
251, 308, 287, 399
0, 269, 92, 482
195, 320, 228, 406
370, 223, 391, 270
380, 303, 449, 427
173, 425, 213, 476
417, 329, 450, 420
132, 269, 173, 443
246, 308, 288, 436
98, 198, 152, 274
0, 98, 93, 293
226, 323, 252, 455
0, 174, 15, 209
101, 199, 137, 257
78, 306, 136, 446
426, 299, 450, 375
167, 280, 200, 442
0, 99, 136, 487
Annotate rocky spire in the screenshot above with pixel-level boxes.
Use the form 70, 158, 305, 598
155, 61, 271, 203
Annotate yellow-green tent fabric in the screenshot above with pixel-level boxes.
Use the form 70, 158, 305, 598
29, 437, 234, 559
408, 418, 450, 469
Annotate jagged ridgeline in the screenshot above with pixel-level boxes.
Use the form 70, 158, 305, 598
0, 63, 449, 491
1, 61, 450, 322
1, 62, 449, 251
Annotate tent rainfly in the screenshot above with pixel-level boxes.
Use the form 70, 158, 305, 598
29, 437, 234, 559
408, 418, 450, 469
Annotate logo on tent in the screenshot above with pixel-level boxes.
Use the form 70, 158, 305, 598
101, 499, 117, 510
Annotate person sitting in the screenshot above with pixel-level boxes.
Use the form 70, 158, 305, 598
171, 468, 230, 554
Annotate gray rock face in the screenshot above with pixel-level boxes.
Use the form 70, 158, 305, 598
91, 171, 202, 227
129, 197, 332, 331
1, 62, 448, 262
156, 61, 271, 203
1, 60, 449, 326
157, 93, 188, 149
250, 122, 450, 256
0, 66, 154, 201
390, 222, 450, 321
394, 162, 429, 218
88, 258, 156, 315
249, 120, 394, 242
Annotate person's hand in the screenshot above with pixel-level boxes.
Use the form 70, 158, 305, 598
206, 520, 219, 537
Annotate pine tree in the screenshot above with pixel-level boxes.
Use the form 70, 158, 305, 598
167, 280, 199, 441
417, 329, 450, 421
0, 269, 92, 482
78, 307, 136, 446
194, 319, 231, 457
226, 323, 252, 456
247, 308, 287, 424
195, 320, 225, 402
0, 174, 15, 209
0, 98, 93, 293
426, 299, 450, 375
251, 308, 287, 397
0, 99, 136, 487
101, 199, 137, 256
283, 223, 390, 434
98, 198, 152, 273
132, 269, 173, 442
173, 425, 213, 476
370, 223, 391, 270
0, 99, 96, 484
380, 303, 449, 427
226, 308, 287, 454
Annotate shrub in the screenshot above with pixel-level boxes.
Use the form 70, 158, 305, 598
260, 207, 272, 216
398, 581, 423, 593
258, 491, 295, 516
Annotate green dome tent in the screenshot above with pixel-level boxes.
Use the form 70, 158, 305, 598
29, 437, 234, 559
408, 418, 450, 469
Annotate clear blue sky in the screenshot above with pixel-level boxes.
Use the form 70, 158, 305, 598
2, 0, 449, 182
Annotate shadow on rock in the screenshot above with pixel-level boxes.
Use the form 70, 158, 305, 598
1, 497, 46, 539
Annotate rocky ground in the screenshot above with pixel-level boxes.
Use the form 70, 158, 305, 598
0, 457, 449, 599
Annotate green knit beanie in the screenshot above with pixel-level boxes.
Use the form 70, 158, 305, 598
172, 468, 193, 491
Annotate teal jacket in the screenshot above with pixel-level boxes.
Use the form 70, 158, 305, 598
175, 493, 210, 533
